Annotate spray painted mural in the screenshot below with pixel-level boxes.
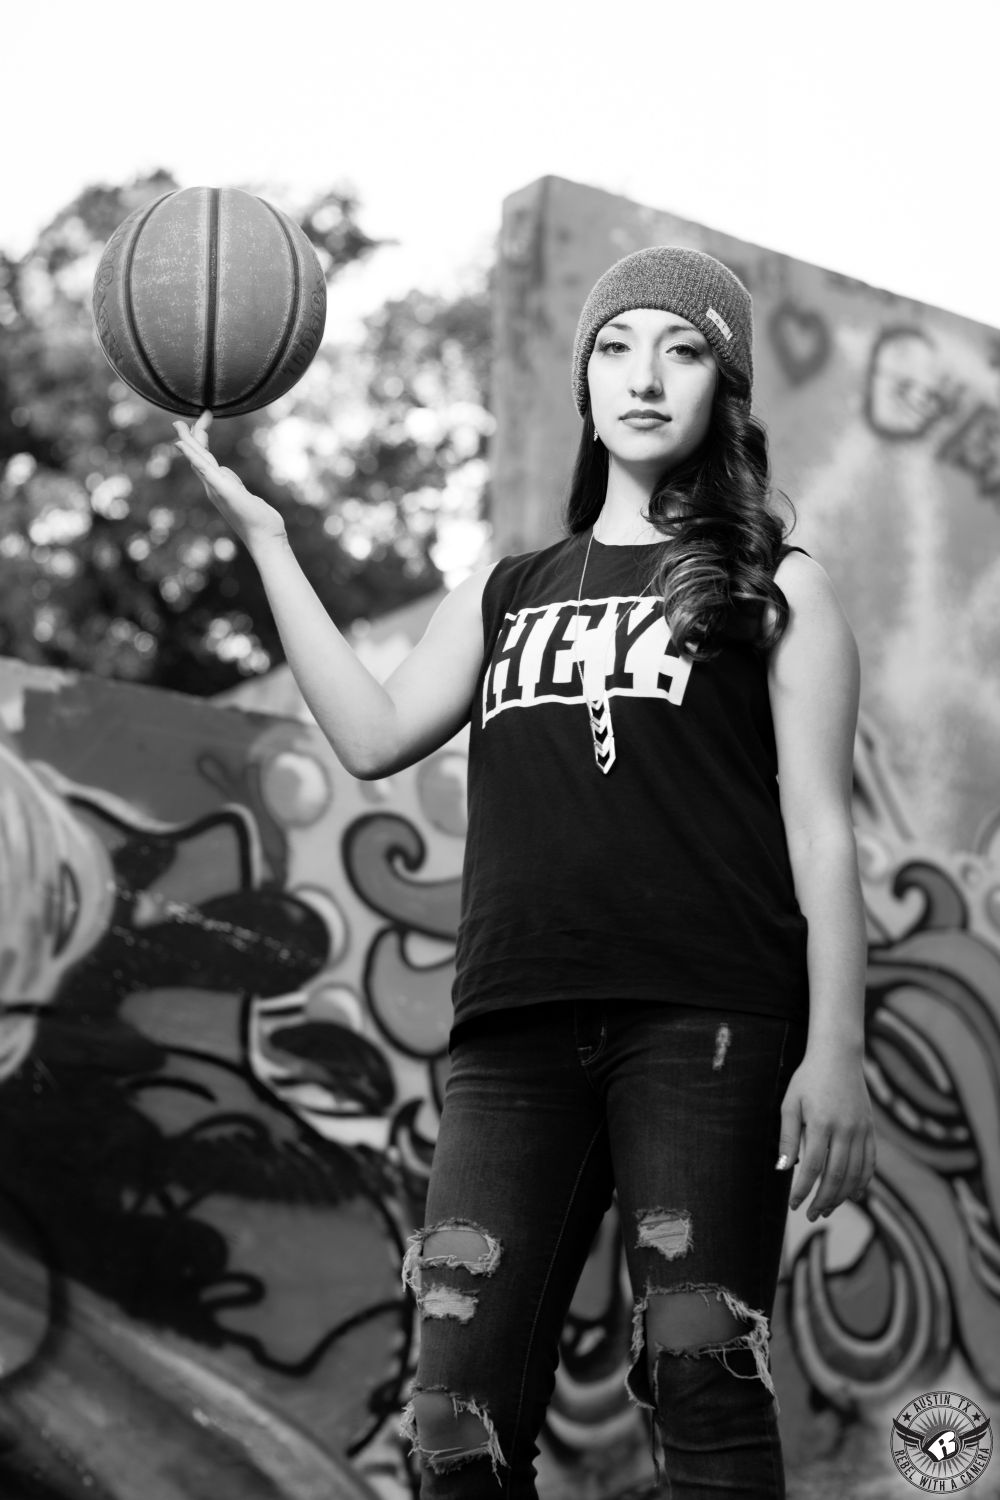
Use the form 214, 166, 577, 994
0, 657, 467, 1500
5, 672, 1000, 1499
2, 175, 1000, 1500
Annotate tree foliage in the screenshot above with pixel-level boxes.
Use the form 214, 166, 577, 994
0, 172, 493, 695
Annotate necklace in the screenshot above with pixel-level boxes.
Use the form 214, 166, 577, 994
574, 529, 659, 775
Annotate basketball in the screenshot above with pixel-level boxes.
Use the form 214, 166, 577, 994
91, 186, 327, 418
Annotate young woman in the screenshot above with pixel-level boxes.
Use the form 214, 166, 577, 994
173, 246, 875, 1499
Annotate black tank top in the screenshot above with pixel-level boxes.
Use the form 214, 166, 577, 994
452, 532, 809, 1028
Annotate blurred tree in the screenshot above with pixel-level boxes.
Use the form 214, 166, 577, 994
0, 172, 493, 695
263, 278, 495, 591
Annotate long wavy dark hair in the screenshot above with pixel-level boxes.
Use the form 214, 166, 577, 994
563, 371, 795, 658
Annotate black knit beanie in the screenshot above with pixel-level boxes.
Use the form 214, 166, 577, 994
571, 246, 753, 415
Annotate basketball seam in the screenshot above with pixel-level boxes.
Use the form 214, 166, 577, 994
202, 188, 221, 411
210, 198, 303, 413
122, 192, 200, 413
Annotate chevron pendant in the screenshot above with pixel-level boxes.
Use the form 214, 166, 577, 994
587, 694, 616, 775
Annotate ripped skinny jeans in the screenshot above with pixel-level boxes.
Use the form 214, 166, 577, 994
401, 999, 806, 1499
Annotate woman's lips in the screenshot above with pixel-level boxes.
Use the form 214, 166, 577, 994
620, 413, 670, 428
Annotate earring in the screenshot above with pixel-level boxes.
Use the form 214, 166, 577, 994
593, 429, 600, 443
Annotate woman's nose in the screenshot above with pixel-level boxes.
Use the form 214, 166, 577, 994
629, 357, 663, 397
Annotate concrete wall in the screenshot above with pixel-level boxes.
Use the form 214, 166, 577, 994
493, 176, 1000, 855
491, 175, 1000, 1493
2, 173, 999, 1499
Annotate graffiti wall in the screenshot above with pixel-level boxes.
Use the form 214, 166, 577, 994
3, 173, 1000, 1500
0, 653, 468, 1500
491, 176, 1000, 1496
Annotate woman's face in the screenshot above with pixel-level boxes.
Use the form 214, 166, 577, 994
587, 308, 719, 480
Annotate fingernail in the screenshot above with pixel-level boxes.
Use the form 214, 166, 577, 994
775, 1154, 790, 1170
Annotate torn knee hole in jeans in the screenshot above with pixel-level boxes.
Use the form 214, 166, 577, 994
635, 1208, 693, 1260
420, 1284, 479, 1322
400, 1389, 506, 1478
626, 1284, 778, 1414
400, 1219, 502, 1301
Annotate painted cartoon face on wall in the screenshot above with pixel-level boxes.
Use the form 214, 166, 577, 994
587, 308, 719, 480
0, 737, 116, 1074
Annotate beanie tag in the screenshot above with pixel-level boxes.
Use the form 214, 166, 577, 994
705, 307, 733, 341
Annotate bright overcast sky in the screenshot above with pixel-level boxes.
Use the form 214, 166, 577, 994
6, 0, 999, 330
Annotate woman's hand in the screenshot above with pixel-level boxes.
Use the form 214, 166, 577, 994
776, 1046, 876, 1222
173, 412, 286, 550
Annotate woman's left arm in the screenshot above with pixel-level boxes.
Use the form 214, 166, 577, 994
768, 550, 876, 1222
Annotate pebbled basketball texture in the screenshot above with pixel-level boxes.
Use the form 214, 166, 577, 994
92, 187, 327, 418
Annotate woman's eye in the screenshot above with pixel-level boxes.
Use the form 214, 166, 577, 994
596, 338, 702, 358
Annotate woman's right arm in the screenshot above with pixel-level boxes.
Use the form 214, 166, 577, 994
173, 417, 492, 781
